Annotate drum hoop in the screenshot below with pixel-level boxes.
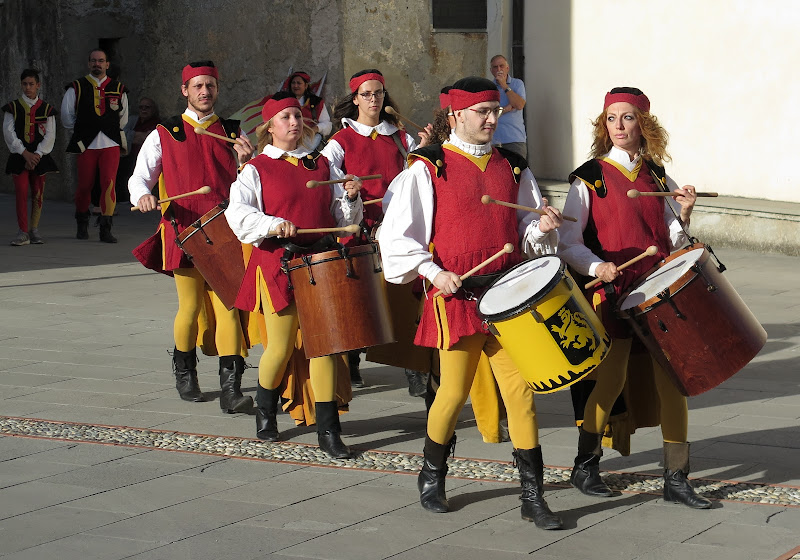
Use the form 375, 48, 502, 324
619, 244, 709, 316
176, 202, 228, 244
476, 256, 566, 321
285, 243, 379, 273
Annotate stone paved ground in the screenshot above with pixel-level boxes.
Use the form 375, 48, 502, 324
0, 194, 798, 560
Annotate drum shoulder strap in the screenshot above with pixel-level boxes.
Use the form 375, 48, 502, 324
408, 144, 445, 177
390, 131, 408, 162
495, 146, 527, 184
569, 159, 607, 198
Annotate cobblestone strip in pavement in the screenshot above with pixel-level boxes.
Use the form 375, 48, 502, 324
3, 415, 799, 508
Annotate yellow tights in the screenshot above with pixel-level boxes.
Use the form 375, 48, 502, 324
428, 333, 539, 449
256, 284, 335, 400
173, 267, 242, 355
582, 337, 688, 443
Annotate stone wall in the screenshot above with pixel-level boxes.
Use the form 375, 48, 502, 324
1, 0, 485, 201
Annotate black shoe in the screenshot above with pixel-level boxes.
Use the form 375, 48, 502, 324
514, 447, 563, 530
570, 428, 612, 497
316, 401, 352, 459
75, 211, 90, 240
348, 350, 364, 387
663, 442, 712, 509
98, 215, 117, 243
418, 435, 455, 513
218, 356, 253, 413
255, 385, 280, 441
404, 369, 428, 397
172, 348, 205, 402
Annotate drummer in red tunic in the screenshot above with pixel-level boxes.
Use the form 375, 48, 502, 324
128, 61, 255, 413
378, 77, 563, 528
225, 93, 363, 459
558, 87, 709, 508
323, 69, 431, 391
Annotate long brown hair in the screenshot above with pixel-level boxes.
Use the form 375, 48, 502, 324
330, 69, 401, 133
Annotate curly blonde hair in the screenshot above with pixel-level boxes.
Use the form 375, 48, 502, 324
590, 106, 671, 166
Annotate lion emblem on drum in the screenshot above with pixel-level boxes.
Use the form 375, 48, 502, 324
547, 305, 598, 365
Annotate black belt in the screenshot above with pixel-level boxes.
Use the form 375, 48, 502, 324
277, 234, 338, 256
462, 273, 502, 289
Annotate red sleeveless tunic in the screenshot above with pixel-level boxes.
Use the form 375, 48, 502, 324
132, 117, 237, 273
414, 147, 524, 349
328, 125, 407, 228
234, 154, 334, 313
586, 159, 672, 335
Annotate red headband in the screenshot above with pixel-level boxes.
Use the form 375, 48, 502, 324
604, 91, 650, 113
349, 73, 385, 93
290, 72, 311, 83
439, 92, 451, 109
262, 96, 301, 123
449, 88, 500, 111
182, 65, 219, 84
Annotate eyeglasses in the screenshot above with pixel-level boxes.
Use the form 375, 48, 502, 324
468, 107, 504, 119
358, 90, 386, 100
89, 58, 107, 63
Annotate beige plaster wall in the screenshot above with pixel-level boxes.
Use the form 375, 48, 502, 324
524, 0, 800, 203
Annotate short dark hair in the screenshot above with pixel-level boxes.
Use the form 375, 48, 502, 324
188, 60, 215, 69
20, 68, 40, 82
88, 48, 109, 61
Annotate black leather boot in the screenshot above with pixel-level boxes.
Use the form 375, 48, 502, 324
218, 355, 253, 413
570, 427, 613, 497
316, 401, 352, 459
255, 384, 280, 441
404, 369, 428, 397
98, 215, 117, 243
348, 350, 364, 387
172, 347, 205, 402
75, 211, 90, 240
514, 447, 563, 530
418, 434, 455, 513
663, 442, 712, 509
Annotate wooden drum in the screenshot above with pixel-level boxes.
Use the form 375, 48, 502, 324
176, 201, 244, 310
617, 243, 767, 396
286, 243, 395, 359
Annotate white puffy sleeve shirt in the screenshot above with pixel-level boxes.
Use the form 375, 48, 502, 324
225, 143, 363, 246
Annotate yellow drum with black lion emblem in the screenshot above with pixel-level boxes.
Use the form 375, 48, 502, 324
477, 256, 611, 393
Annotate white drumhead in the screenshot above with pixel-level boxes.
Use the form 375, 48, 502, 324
619, 248, 704, 310
478, 256, 562, 315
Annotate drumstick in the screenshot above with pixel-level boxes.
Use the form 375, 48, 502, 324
432, 243, 514, 298
627, 189, 718, 198
363, 198, 383, 206
194, 126, 238, 144
584, 245, 659, 290
385, 106, 425, 131
267, 224, 361, 236
480, 194, 578, 223
306, 174, 382, 189
130, 186, 212, 211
